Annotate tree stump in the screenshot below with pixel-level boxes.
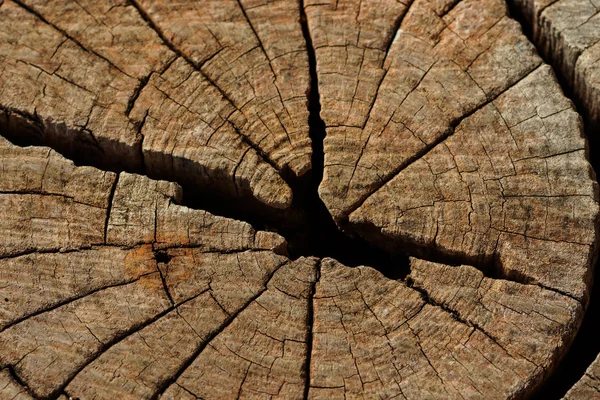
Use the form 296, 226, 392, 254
0, 0, 598, 399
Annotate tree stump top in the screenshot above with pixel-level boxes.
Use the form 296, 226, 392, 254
0, 0, 598, 399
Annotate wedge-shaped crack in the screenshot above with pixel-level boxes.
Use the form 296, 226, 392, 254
1, 0, 599, 399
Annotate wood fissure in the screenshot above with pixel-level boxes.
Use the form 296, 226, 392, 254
0, 0, 599, 398
302, 260, 320, 400
345, 62, 545, 221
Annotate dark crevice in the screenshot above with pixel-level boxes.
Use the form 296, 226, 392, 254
154, 249, 175, 305
0, 104, 144, 174
0, 1, 412, 281
2, 1, 598, 398
103, 175, 119, 244
154, 249, 173, 265
506, 2, 600, 399
293, 0, 411, 279
0, 106, 281, 234
505, 0, 575, 100
176, 1, 416, 281
303, 260, 320, 400
126, 72, 153, 117
348, 218, 542, 288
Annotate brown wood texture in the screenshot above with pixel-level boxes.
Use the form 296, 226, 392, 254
0, 0, 599, 399
509, 0, 600, 126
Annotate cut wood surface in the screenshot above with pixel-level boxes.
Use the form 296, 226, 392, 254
0, 0, 599, 399
509, 0, 600, 126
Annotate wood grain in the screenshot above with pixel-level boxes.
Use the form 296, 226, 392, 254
0, 0, 599, 398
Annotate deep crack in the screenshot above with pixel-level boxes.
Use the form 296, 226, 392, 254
303, 259, 320, 400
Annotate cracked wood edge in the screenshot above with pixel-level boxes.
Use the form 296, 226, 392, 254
302, 0, 600, 303
0, 136, 293, 399
1, 0, 599, 398
0, 135, 588, 399
508, 0, 600, 126
0, 0, 316, 209
563, 353, 600, 399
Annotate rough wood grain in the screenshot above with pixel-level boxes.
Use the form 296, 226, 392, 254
315, 0, 543, 222
509, 0, 600, 126
0, 0, 309, 209
307, 0, 597, 303
0, 135, 589, 399
307, 258, 582, 399
0, 369, 35, 400
348, 64, 598, 302
0, 137, 290, 399
1, 0, 599, 398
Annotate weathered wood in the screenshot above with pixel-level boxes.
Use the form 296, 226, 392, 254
509, 0, 600, 126
0, 369, 35, 400
348, 64, 598, 302
316, 0, 542, 222
1, 0, 599, 399
0, 136, 588, 399
0, 0, 310, 209
307, 258, 582, 399
311, 0, 597, 303
0, 137, 290, 399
